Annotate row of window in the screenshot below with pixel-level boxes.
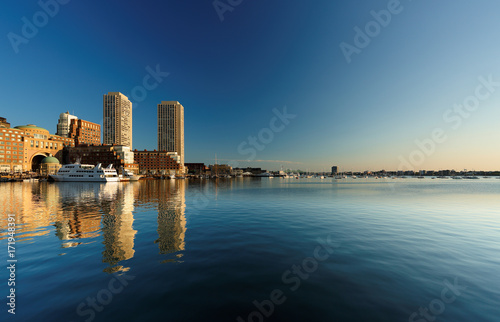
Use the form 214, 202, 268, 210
0, 132, 23, 137
0, 150, 21, 154
0, 140, 22, 144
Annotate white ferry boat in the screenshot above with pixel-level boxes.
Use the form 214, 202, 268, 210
49, 163, 120, 182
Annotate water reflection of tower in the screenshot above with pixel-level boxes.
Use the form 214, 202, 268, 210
101, 183, 137, 273
155, 180, 186, 257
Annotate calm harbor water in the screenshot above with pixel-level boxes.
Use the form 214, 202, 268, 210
1, 178, 499, 321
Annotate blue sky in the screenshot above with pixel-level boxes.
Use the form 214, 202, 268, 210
1, 0, 500, 171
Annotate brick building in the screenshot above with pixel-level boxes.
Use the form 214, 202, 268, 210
133, 150, 183, 175
66, 144, 138, 174
69, 119, 101, 146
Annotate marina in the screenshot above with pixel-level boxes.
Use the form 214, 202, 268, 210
1, 178, 499, 321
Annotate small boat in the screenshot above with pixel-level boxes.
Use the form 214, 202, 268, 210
120, 167, 141, 181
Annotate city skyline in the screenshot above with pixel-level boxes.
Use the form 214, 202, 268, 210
2, 1, 500, 171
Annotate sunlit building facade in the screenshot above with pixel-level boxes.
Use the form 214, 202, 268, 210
1, 118, 74, 173
103, 92, 132, 149
0, 120, 25, 173
69, 119, 101, 146
133, 150, 183, 175
158, 101, 184, 171
56, 111, 78, 138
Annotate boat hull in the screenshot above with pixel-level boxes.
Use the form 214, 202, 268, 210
49, 175, 119, 182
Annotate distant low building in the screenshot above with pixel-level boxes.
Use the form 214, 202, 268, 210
209, 164, 232, 175
184, 163, 206, 175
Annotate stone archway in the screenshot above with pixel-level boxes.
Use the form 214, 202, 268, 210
31, 153, 49, 172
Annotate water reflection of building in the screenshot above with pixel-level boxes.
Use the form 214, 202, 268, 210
135, 180, 186, 259
1, 179, 187, 272
156, 180, 186, 257
100, 183, 137, 273
0, 182, 63, 241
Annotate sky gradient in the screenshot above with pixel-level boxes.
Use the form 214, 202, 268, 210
1, 0, 500, 171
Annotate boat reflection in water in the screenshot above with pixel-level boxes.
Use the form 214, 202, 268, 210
0, 179, 187, 273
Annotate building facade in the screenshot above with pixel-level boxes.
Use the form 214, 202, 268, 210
0, 121, 74, 173
66, 144, 138, 174
40, 156, 61, 175
0, 120, 25, 173
133, 150, 183, 175
331, 166, 338, 175
69, 119, 101, 146
17, 124, 75, 172
209, 164, 232, 175
103, 92, 132, 149
184, 163, 207, 175
158, 101, 184, 168
56, 111, 78, 137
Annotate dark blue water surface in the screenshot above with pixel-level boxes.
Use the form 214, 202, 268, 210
1, 178, 499, 321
